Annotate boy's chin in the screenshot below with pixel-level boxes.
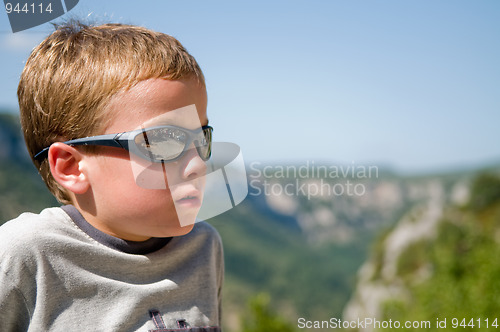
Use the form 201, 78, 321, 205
170, 223, 195, 237
153, 210, 198, 237
175, 207, 202, 227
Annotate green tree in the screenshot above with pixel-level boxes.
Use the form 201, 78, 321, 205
241, 293, 297, 332
468, 172, 500, 212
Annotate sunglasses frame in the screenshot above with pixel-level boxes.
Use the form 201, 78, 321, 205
34, 125, 213, 163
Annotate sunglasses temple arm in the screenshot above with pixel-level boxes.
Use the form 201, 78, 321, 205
65, 135, 127, 149
33, 134, 127, 161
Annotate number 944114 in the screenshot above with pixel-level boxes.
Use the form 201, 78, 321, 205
5, 2, 53, 14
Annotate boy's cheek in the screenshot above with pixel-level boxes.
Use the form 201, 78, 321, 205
130, 157, 206, 189
133, 163, 169, 189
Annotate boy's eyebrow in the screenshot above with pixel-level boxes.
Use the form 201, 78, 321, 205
147, 119, 209, 128
138, 105, 208, 129
140, 116, 208, 128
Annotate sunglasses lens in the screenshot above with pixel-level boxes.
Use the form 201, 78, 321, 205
196, 127, 213, 161
133, 126, 213, 162
134, 127, 187, 162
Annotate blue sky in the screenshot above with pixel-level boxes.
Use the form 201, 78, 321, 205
1, 0, 499, 173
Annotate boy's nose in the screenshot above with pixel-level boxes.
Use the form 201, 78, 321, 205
181, 144, 207, 180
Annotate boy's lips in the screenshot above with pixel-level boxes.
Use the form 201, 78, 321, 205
174, 189, 202, 207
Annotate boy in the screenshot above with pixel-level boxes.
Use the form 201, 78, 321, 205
0, 21, 223, 331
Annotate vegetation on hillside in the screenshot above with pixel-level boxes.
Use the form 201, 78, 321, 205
0, 161, 58, 222
209, 199, 368, 330
381, 172, 500, 331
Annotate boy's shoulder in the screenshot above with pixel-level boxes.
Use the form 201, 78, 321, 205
190, 220, 222, 239
0, 207, 75, 279
0, 208, 223, 262
0, 207, 70, 239
0, 207, 72, 254
168, 220, 223, 257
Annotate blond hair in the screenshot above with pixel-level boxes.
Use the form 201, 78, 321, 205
18, 21, 205, 204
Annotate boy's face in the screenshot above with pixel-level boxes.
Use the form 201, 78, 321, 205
78, 78, 208, 241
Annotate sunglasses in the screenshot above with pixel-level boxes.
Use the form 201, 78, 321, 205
34, 125, 213, 163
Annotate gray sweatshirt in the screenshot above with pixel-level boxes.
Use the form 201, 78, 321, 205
0, 206, 223, 331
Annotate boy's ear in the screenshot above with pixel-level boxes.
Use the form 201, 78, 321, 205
48, 143, 90, 195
